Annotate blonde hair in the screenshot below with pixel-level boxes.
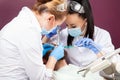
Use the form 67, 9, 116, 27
32, 0, 66, 20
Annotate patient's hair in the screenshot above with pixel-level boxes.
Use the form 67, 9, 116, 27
43, 49, 67, 64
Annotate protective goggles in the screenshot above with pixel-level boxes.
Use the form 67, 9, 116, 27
68, 1, 85, 13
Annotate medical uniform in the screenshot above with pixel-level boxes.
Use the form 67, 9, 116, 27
0, 7, 53, 80
53, 64, 104, 80
49, 27, 115, 67
49, 27, 115, 79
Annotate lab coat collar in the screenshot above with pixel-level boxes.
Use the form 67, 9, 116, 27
20, 7, 42, 33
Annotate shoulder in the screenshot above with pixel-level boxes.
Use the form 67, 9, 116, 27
94, 26, 111, 39
94, 26, 115, 53
94, 26, 114, 47
94, 26, 110, 35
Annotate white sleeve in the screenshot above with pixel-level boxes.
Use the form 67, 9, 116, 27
101, 31, 115, 53
94, 28, 115, 54
95, 27, 120, 74
18, 30, 53, 80
19, 41, 53, 80
0, 35, 53, 80
0, 38, 26, 80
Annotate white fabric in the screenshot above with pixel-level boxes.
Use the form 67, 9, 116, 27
49, 26, 115, 67
53, 64, 104, 80
0, 7, 53, 80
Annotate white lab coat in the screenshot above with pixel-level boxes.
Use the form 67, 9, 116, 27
49, 26, 115, 67
0, 7, 53, 80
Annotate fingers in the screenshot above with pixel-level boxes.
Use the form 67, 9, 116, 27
75, 38, 93, 47
50, 44, 64, 61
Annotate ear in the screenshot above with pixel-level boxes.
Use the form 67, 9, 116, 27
84, 18, 87, 22
84, 18, 87, 26
47, 15, 55, 24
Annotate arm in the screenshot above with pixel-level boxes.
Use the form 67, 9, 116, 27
19, 29, 58, 80
42, 26, 58, 43
94, 28, 115, 54
21, 34, 64, 80
20, 41, 55, 80
94, 29, 120, 78
0, 38, 57, 80
46, 56, 57, 70
96, 52, 103, 58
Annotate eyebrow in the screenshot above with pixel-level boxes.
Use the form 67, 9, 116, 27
66, 23, 76, 27
70, 24, 76, 26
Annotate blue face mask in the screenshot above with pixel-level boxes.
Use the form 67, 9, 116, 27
41, 26, 57, 35
68, 28, 83, 37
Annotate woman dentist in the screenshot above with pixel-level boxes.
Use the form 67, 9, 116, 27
0, 0, 67, 80
43, 1, 116, 80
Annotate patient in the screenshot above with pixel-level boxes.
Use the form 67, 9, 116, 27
43, 44, 104, 80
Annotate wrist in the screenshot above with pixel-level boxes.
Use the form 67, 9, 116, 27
46, 56, 57, 70
50, 55, 58, 61
96, 52, 103, 58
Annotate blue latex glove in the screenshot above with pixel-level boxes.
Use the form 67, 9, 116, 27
75, 38, 101, 54
42, 43, 54, 56
46, 26, 58, 38
50, 44, 64, 61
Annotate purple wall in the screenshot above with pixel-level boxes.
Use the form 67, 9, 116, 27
90, 0, 120, 48
0, 0, 120, 48
0, 0, 35, 29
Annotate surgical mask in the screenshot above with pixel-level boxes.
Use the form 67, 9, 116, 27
68, 28, 82, 37
41, 25, 57, 35
68, 26, 86, 37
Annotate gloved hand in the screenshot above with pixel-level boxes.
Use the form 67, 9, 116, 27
50, 44, 64, 61
46, 26, 58, 38
75, 38, 101, 54
42, 43, 54, 56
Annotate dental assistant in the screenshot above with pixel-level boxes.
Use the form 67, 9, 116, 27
0, 0, 67, 80
44, 0, 115, 67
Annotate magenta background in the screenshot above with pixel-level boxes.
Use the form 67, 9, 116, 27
0, 0, 120, 48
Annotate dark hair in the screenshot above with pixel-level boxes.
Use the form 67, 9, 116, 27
43, 50, 66, 62
43, 50, 67, 64
42, 43, 67, 64
67, 0, 94, 46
